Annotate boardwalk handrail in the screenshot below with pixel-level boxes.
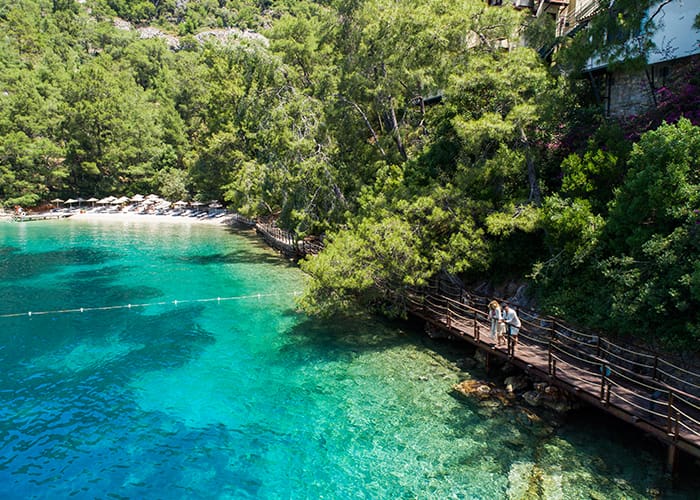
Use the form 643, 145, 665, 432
233, 219, 700, 453
405, 279, 700, 449
232, 214, 324, 258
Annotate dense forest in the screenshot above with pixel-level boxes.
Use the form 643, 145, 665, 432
1, 0, 699, 350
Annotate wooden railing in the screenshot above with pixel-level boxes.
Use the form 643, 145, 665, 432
231, 214, 323, 258
231, 215, 700, 452
402, 279, 700, 450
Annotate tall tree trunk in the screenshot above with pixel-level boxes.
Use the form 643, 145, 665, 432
389, 97, 407, 161
520, 125, 541, 205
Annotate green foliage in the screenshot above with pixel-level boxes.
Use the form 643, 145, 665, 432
155, 166, 190, 201
2, 0, 700, 350
534, 120, 700, 349
560, 148, 622, 213
604, 119, 700, 254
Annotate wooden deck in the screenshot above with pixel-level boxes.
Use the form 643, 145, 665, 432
235, 215, 700, 471
9, 213, 73, 222
402, 282, 700, 471
230, 214, 323, 258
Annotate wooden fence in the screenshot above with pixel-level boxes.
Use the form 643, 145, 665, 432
400, 278, 700, 465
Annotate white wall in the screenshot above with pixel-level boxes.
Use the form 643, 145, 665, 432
646, 0, 700, 64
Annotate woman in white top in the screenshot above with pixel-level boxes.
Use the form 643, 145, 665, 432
487, 300, 506, 345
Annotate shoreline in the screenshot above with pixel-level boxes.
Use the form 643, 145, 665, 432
53, 210, 238, 226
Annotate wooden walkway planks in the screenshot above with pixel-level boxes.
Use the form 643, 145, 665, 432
234, 215, 700, 468
404, 285, 700, 464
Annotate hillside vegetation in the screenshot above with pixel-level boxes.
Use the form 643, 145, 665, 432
0, 0, 698, 350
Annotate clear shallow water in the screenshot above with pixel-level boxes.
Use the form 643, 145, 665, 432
0, 219, 698, 499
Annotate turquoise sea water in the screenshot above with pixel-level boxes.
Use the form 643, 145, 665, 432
0, 219, 698, 499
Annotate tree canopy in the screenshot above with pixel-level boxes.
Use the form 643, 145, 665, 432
1, 0, 699, 350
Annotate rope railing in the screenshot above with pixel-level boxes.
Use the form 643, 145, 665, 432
517, 328, 550, 346
673, 406, 700, 434
601, 337, 656, 359
599, 346, 656, 371
553, 320, 599, 340
611, 390, 669, 420
608, 365, 667, 394
549, 354, 598, 385
407, 279, 700, 449
550, 342, 600, 367
657, 368, 700, 393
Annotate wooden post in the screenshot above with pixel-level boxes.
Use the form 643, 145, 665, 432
599, 367, 606, 402
667, 391, 675, 435
666, 443, 678, 475
507, 333, 514, 357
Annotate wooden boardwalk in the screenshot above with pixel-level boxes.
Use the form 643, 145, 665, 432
8, 213, 73, 222
236, 215, 700, 470
402, 280, 700, 471
230, 214, 323, 258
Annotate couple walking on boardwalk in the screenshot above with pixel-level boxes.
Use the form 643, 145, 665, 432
487, 301, 521, 350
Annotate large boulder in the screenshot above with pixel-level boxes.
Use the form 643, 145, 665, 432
452, 380, 514, 405
504, 375, 530, 394
522, 383, 580, 413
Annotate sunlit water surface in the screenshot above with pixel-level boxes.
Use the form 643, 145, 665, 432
0, 219, 698, 499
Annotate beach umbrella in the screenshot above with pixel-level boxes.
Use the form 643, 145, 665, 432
131, 194, 144, 202
50, 198, 64, 209
87, 197, 99, 207
76, 197, 86, 207
174, 200, 187, 206
191, 201, 204, 207
209, 202, 222, 208
65, 198, 77, 206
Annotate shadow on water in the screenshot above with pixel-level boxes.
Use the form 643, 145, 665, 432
278, 314, 423, 366
170, 248, 293, 267
0, 245, 20, 257
0, 247, 116, 280
1, 299, 214, 373
69, 264, 130, 280
0, 279, 163, 316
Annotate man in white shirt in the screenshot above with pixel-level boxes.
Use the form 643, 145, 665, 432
503, 304, 521, 352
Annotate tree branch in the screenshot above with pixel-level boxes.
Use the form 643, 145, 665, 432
336, 95, 386, 156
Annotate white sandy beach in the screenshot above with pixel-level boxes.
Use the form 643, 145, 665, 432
65, 210, 238, 226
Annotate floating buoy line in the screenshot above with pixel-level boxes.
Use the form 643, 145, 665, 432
0, 291, 301, 319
